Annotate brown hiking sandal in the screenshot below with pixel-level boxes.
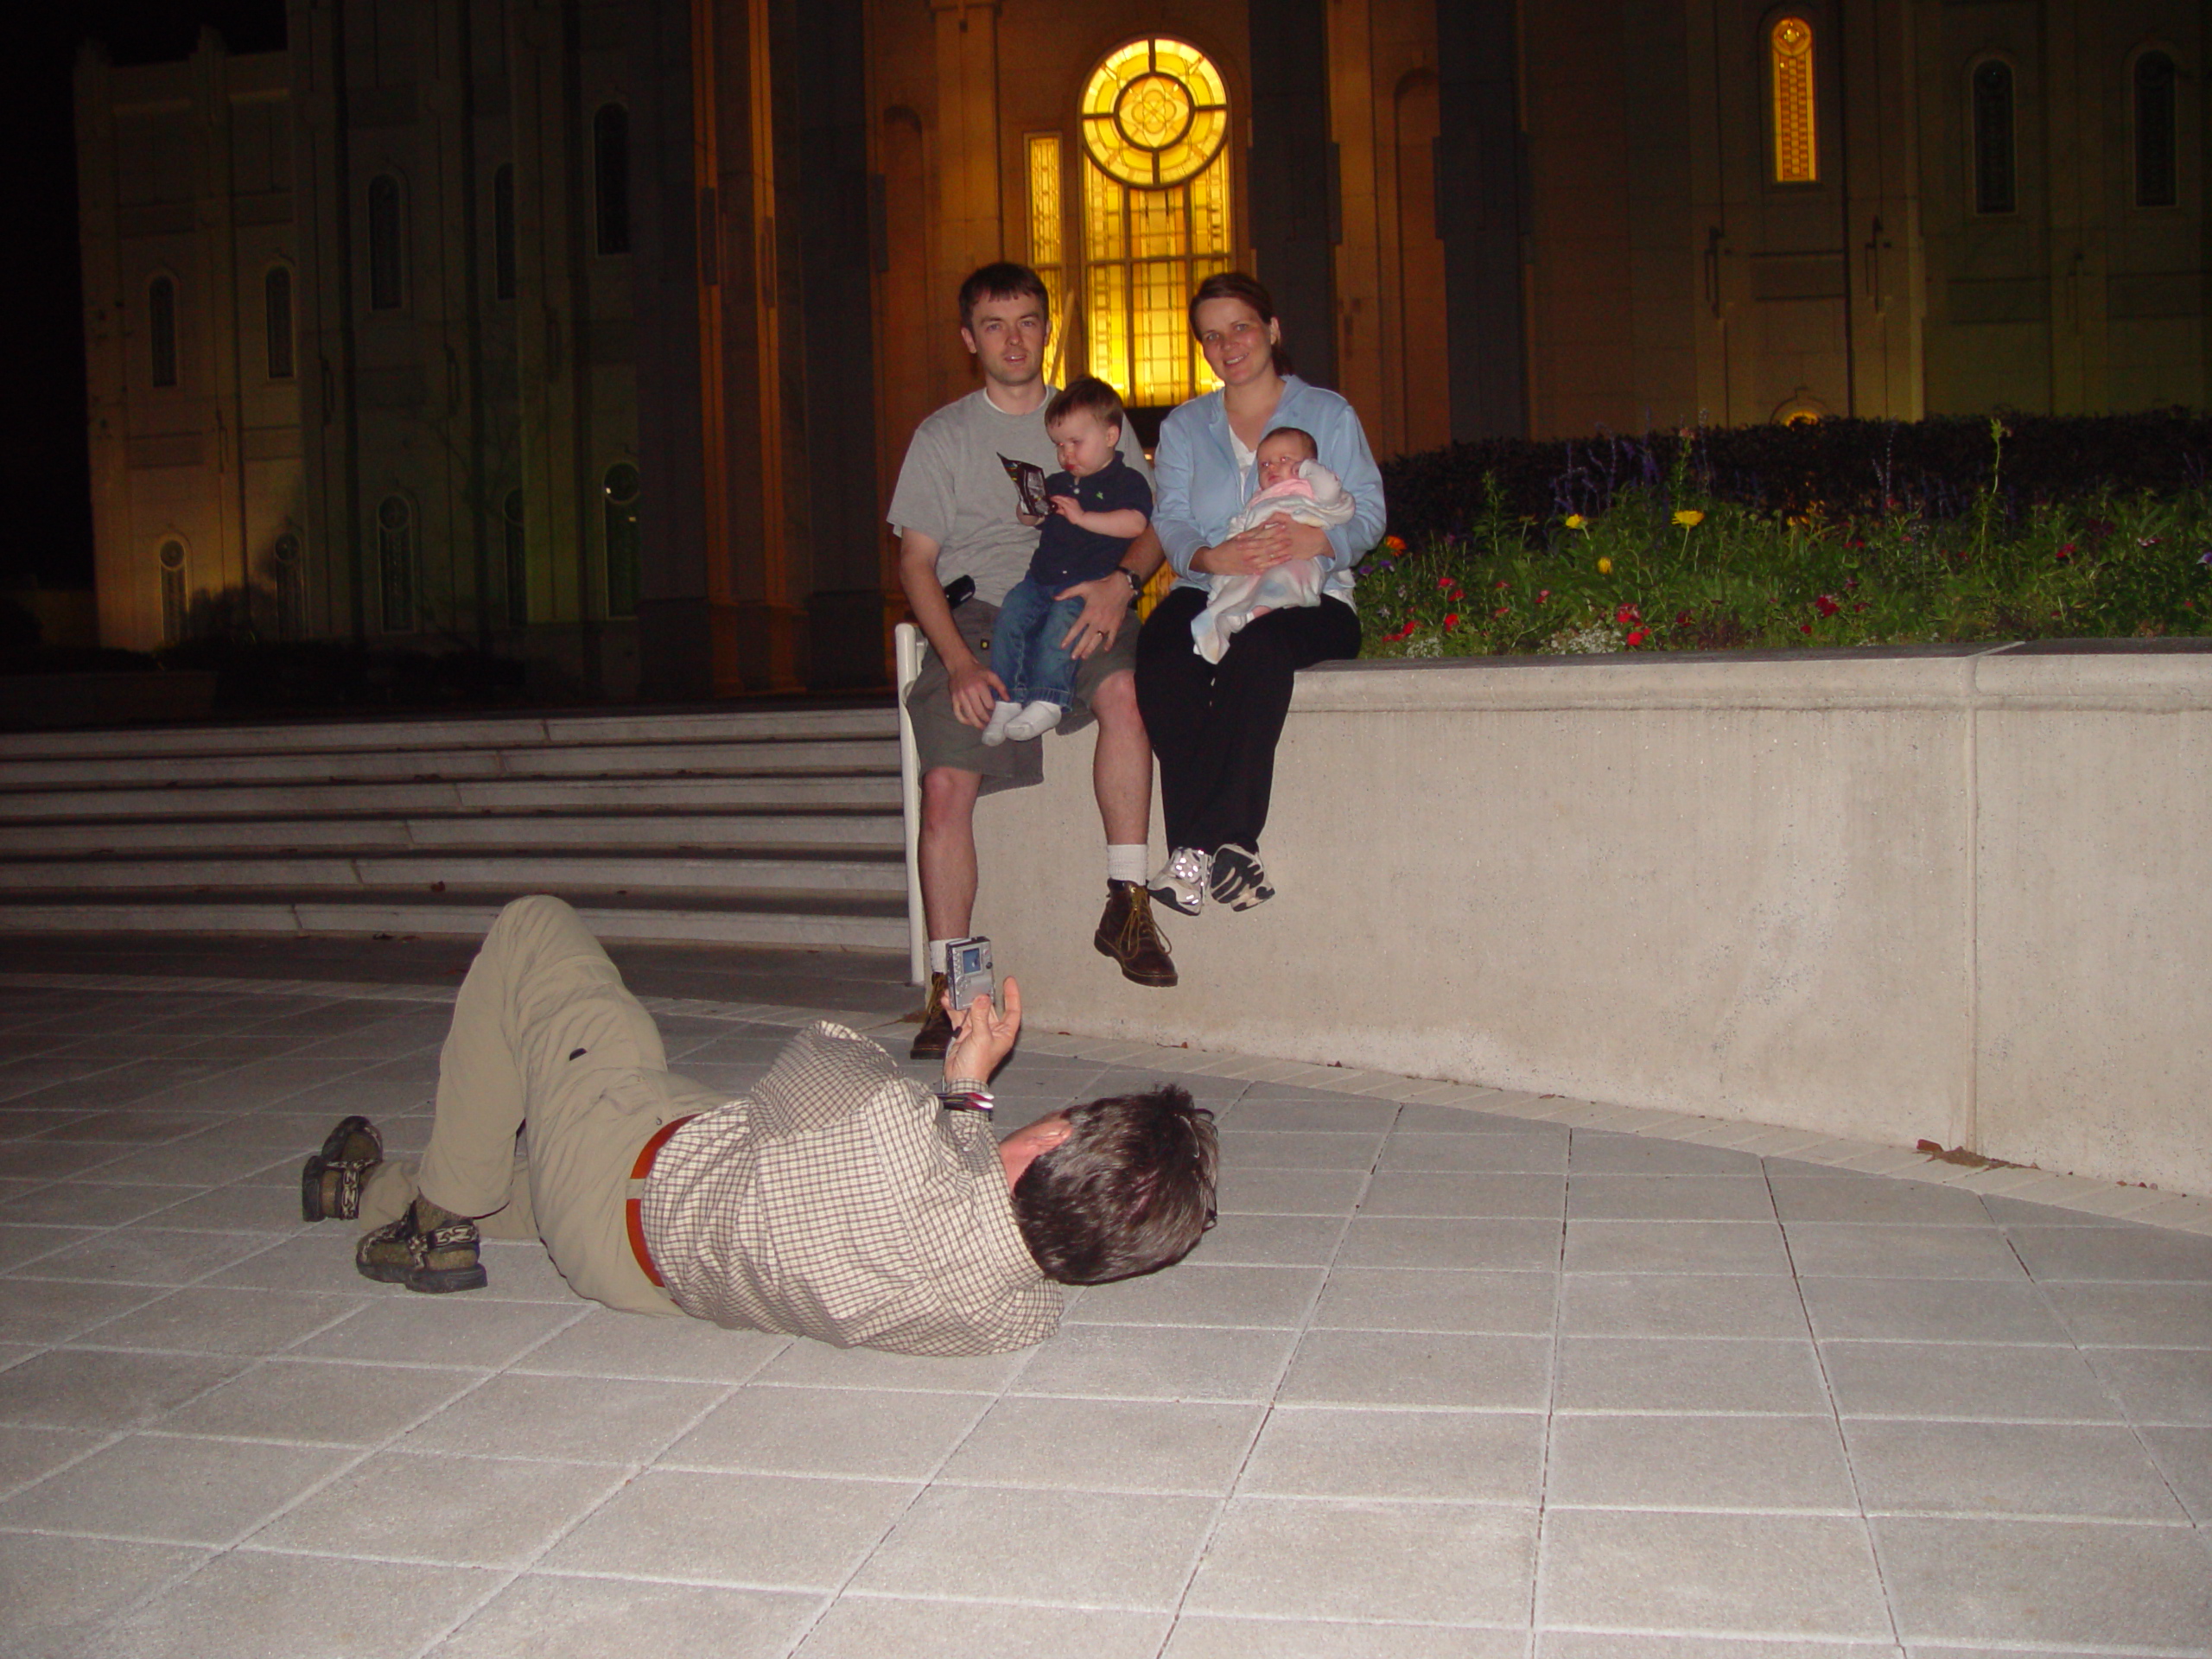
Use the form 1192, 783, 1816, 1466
910, 971, 955, 1060
1096, 880, 1177, 988
301, 1116, 384, 1222
356, 1197, 487, 1294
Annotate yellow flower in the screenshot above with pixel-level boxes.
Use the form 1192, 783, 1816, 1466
1673, 508, 1705, 528
1563, 514, 1587, 531
1596, 556, 1612, 575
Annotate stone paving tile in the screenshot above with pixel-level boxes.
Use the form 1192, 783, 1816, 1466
2, 963, 2209, 1656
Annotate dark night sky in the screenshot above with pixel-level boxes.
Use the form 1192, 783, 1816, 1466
5, 0, 287, 592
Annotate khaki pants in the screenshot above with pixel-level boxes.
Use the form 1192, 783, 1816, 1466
359, 895, 723, 1316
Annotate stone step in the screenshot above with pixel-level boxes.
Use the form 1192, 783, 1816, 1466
0, 774, 903, 821
0, 810, 905, 855
0, 704, 899, 759
0, 849, 906, 895
0, 737, 900, 790
0, 888, 907, 950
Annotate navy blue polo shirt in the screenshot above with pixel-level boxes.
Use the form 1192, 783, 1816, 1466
1026, 455, 1154, 588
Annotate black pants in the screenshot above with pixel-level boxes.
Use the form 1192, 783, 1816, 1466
1135, 586, 1363, 853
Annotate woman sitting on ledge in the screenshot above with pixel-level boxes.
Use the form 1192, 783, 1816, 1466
1137, 272, 1386, 916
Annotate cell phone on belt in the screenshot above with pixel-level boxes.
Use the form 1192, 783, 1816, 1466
942, 574, 976, 608
944, 937, 995, 1014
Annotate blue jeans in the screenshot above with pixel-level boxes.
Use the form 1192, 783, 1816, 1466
988, 577, 1085, 709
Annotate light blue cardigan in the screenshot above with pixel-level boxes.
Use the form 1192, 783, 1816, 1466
1150, 375, 1388, 607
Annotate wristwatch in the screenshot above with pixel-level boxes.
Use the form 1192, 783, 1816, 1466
937, 1080, 995, 1114
1115, 566, 1142, 595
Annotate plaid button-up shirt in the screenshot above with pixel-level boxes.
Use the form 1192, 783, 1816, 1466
639, 1020, 1061, 1356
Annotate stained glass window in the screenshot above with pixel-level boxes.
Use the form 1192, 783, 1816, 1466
594, 105, 631, 255
264, 264, 295, 378
1972, 60, 2015, 215
377, 495, 415, 632
2134, 51, 2177, 208
1770, 17, 1816, 184
158, 539, 186, 644
272, 531, 303, 639
369, 175, 404, 309
504, 490, 527, 626
493, 164, 517, 300
1078, 38, 1233, 406
1027, 134, 1065, 378
149, 276, 177, 388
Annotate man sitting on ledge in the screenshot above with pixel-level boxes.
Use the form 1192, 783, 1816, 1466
300, 895, 1217, 1357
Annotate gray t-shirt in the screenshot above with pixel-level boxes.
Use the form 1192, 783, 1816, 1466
887, 386, 1154, 607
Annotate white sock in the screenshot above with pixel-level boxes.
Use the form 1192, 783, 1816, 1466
1004, 700, 1064, 741
979, 700, 1020, 747
927, 938, 959, 983
1106, 843, 1147, 886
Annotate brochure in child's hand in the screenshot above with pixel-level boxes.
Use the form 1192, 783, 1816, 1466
998, 454, 1050, 518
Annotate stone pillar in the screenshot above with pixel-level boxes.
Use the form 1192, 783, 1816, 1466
1248, 0, 1337, 391
1435, 0, 1525, 438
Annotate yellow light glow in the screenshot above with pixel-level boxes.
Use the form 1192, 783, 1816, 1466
1771, 17, 1816, 183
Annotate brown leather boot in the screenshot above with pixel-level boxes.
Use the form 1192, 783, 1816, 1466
909, 971, 956, 1059
1095, 880, 1177, 988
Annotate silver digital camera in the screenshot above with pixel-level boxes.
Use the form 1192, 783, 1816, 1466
944, 936, 996, 1014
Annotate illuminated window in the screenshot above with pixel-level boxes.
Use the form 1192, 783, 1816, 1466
265, 264, 295, 378
504, 490, 527, 626
603, 463, 639, 618
594, 105, 630, 255
1770, 17, 1816, 184
376, 495, 415, 632
1078, 38, 1234, 406
1027, 134, 1065, 378
149, 276, 178, 388
1972, 59, 2016, 215
2134, 51, 2177, 208
368, 175, 404, 309
158, 538, 187, 645
493, 164, 517, 299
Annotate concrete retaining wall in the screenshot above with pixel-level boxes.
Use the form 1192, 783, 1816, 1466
968, 643, 2212, 1197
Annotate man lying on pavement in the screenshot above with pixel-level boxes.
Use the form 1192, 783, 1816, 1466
301, 895, 1217, 1357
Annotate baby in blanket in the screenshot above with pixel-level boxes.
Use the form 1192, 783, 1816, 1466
1192, 424, 1358, 664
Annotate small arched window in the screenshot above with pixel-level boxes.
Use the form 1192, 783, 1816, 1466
368, 175, 404, 309
603, 463, 640, 618
1079, 38, 1235, 405
503, 489, 527, 626
272, 531, 304, 639
2134, 51, 2178, 208
376, 495, 416, 632
158, 538, 187, 644
1971, 59, 2016, 215
264, 264, 296, 378
1770, 16, 1817, 184
493, 163, 518, 300
594, 105, 630, 256
149, 276, 178, 388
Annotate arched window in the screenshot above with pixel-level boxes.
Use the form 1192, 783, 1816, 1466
1079, 38, 1234, 406
158, 538, 187, 644
376, 495, 416, 632
272, 531, 304, 639
503, 489, 527, 626
264, 264, 296, 378
493, 163, 517, 300
1770, 16, 1817, 184
1026, 133, 1067, 375
1971, 59, 2016, 215
2134, 50, 2177, 208
149, 275, 178, 388
603, 463, 640, 618
594, 105, 630, 256
368, 175, 404, 309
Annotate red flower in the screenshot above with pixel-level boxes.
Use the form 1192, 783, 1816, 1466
1442, 613, 1460, 629
1800, 623, 1814, 634
1615, 604, 1641, 626
1382, 618, 1419, 642
1437, 575, 1461, 594
1847, 538, 1866, 550
1815, 594, 1840, 618
2056, 543, 2075, 561
1624, 628, 1649, 647
1536, 589, 1551, 602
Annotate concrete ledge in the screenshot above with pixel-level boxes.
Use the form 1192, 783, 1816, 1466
969, 645, 2212, 1198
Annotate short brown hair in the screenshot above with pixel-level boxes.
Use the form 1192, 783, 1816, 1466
957, 262, 1050, 332
1012, 1086, 1218, 1284
1045, 375, 1126, 435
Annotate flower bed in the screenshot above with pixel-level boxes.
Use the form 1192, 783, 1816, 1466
1360, 422, 2212, 659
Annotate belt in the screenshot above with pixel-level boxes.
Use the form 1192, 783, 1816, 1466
625, 1115, 696, 1287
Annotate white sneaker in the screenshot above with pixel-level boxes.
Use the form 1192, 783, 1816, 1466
979, 701, 1020, 747
1148, 846, 1211, 916
1003, 700, 1065, 741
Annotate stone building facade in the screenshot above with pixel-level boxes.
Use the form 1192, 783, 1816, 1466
77, 0, 2209, 693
